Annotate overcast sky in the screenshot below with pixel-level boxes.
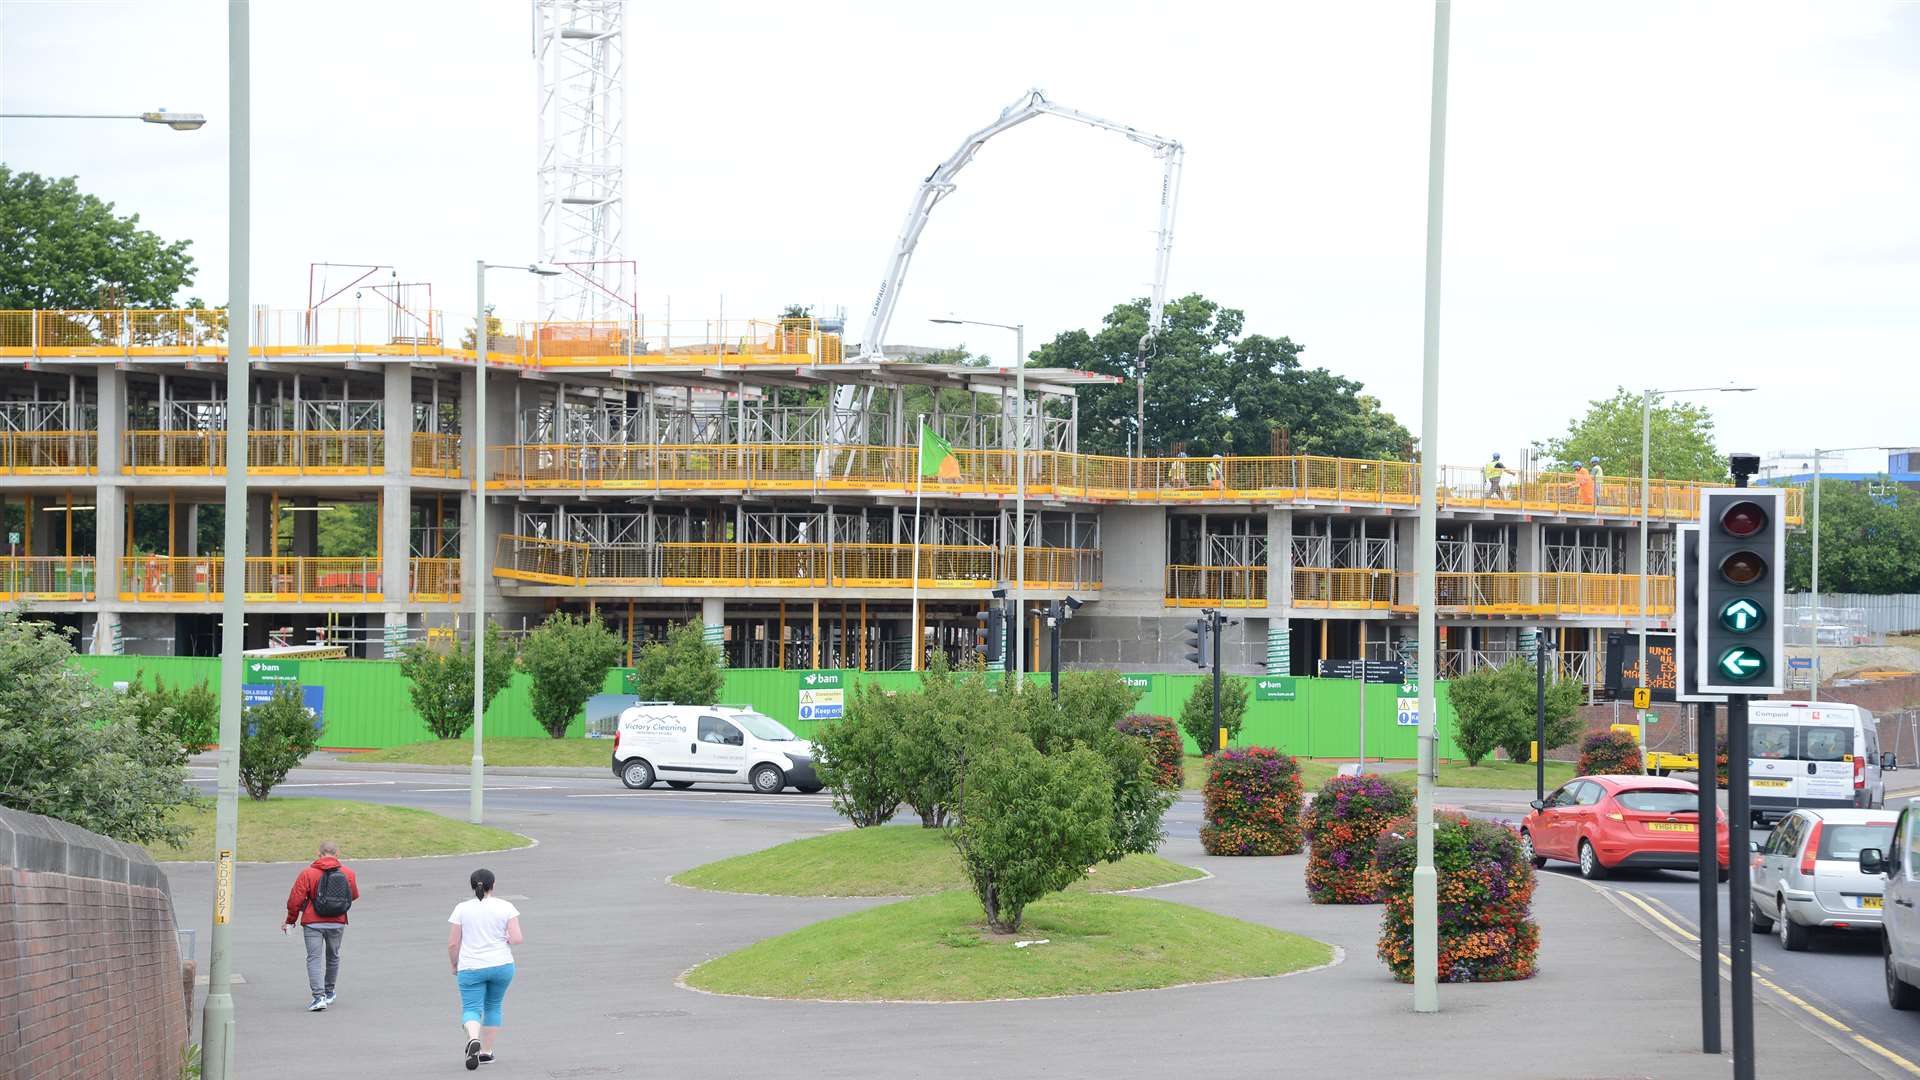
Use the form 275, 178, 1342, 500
3, 1, 1916, 468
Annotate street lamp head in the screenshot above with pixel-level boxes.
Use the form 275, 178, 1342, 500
528, 264, 561, 277
141, 110, 206, 131
929, 317, 964, 326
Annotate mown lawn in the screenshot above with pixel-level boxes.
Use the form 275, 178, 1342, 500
148, 798, 532, 862
683, 889, 1332, 1001
344, 737, 611, 768
672, 825, 1203, 897
1433, 760, 1575, 791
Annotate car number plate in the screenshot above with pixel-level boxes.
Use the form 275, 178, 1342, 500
1865, 896, 1885, 910
1752, 778, 1790, 788
1646, 822, 1696, 832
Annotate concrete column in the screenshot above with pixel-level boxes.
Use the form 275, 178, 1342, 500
381, 363, 414, 606
701, 596, 726, 663
93, 366, 126, 649
379, 610, 412, 660
170, 501, 196, 557
246, 494, 270, 558
1267, 508, 1293, 611
458, 369, 478, 479
291, 498, 316, 557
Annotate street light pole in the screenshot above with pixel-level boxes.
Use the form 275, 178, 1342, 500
202, 4, 248, 1076
1, 110, 207, 130
1806, 445, 1892, 703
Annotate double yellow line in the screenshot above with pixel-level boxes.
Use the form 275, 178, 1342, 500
1612, 888, 1920, 1076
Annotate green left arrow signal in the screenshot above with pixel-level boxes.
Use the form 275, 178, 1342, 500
1719, 598, 1765, 633
1717, 647, 1767, 682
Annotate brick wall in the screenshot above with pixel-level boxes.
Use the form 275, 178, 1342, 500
0, 807, 189, 1080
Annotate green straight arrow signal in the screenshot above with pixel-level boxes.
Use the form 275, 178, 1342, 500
1719, 598, 1765, 633
1717, 647, 1767, 681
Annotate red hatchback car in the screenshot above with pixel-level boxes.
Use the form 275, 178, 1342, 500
1521, 775, 1730, 880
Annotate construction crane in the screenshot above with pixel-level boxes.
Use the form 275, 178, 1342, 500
844, 88, 1184, 451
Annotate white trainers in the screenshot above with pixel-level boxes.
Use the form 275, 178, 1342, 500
306, 996, 328, 1012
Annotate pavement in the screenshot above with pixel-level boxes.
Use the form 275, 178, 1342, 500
164, 768, 1904, 1079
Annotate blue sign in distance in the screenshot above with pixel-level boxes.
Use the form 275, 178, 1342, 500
242, 684, 326, 731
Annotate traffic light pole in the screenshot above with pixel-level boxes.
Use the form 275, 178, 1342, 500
1697, 700, 1721, 1055
1211, 611, 1224, 754
1049, 603, 1061, 699
1725, 464, 1755, 1080
1535, 627, 1547, 804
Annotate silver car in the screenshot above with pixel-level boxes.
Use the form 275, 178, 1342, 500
1750, 808, 1900, 951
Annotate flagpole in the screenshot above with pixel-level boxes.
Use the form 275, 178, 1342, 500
911, 413, 925, 672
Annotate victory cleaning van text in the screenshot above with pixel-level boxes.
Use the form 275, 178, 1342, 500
1746, 701, 1884, 826
610, 703, 821, 794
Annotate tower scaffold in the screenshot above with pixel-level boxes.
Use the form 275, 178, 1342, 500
533, 0, 630, 323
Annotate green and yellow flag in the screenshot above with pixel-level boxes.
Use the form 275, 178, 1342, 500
919, 426, 961, 480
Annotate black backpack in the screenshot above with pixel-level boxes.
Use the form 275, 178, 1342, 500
310, 867, 353, 919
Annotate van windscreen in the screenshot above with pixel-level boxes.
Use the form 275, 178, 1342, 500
733, 712, 799, 742
1800, 726, 1853, 762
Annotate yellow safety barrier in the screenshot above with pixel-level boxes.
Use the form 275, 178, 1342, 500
1392, 572, 1675, 616
117, 556, 383, 602
408, 558, 462, 603
1165, 565, 1269, 608
1290, 567, 1397, 609
0, 557, 97, 600
118, 430, 466, 476
0, 432, 98, 475
412, 433, 463, 477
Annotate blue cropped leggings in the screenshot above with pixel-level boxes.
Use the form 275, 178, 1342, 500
456, 963, 515, 1026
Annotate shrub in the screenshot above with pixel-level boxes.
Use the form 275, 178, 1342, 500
1200, 747, 1304, 856
813, 683, 905, 828
399, 621, 516, 740
950, 735, 1114, 932
1303, 774, 1414, 904
628, 618, 724, 705
1178, 676, 1249, 753
1116, 713, 1183, 789
1578, 730, 1643, 776
1018, 672, 1173, 862
0, 611, 192, 845
1446, 660, 1584, 767
520, 611, 626, 738
240, 684, 323, 800
895, 655, 1011, 827
126, 672, 219, 752
1376, 812, 1539, 983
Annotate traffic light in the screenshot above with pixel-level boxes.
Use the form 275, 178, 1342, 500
976, 606, 1005, 664
1696, 488, 1785, 695
1182, 614, 1213, 669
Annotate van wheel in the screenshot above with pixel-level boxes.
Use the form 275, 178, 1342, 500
1778, 897, 1811, 951
1888, 936, 1920, 1010
1578, 840, 1609, 880
619, 759, 655, 790
666, 781, 694, 790
750, 764, 785, 794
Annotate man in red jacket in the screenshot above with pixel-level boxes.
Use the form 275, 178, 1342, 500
282, 841, 360, 1011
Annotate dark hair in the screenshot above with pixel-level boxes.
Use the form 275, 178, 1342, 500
469, 868, 495, 901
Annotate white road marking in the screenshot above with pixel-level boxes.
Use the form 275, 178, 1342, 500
268, 781, 400, 788
410, 786, 558, 793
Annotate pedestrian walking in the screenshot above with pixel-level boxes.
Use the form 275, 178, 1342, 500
449, 868, 523, 1070
1483, 452, 1511, 500
281, 840, 359, 1012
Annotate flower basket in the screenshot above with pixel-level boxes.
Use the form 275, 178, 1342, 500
1577, 730, 1642, 776
1115, 713, 1183, 790
1304, 774, 1413, 904
1376, 812, 1539, 982
1200, 747, 1303, 856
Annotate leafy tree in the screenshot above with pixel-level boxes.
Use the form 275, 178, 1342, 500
239, 684, 322, 800
520, 612, 625, 738
1494, 666, 1585, 765
1032, 294, 1411, 458
1018, 671, 1172, 862
628, 618, 724, 705
1445, 668, 1507, 767
0, 167, 197, 309
813, 683, 907, 827
1178, 676, 1249, 753
1785, 479, 1920, 594
126, 673, 220, 753
890, 656, 1002, 827
1533, 387, 1726, 481
0, 611, 192, 845
399, 622, 517, 740
1444, 661, 1583, 767
950, 735, 1113, 933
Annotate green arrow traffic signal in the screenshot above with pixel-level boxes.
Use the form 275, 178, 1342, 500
1717, 646, 1767, 682
1719, 598, 1765, 634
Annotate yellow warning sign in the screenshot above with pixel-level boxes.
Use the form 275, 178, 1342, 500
1632, 686, 1652, 710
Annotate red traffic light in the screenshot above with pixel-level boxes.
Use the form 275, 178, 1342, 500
1719, 500, 1769, 538
1719, 550, 1767, 585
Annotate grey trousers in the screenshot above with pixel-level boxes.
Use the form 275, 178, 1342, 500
303, 924, 345, 996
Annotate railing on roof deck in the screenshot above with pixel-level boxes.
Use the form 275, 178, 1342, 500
0, 557, 98, 600
0, 432, 98, 475
116, 556, 383, 602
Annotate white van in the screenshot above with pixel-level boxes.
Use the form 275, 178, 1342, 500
1746, 701, 1883, 827
610, 704, 820, 794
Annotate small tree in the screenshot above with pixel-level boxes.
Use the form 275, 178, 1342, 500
1020, 672, 1173, 863
239, 684, 322, 800
813, 682, 906, 828
1495, 665, 1584, 764
1443, 661, 1578, 767
126, 672, 219, 753
1178, 676, 1249, 753
520, 612, 625, 738
629, 618, 724, 705
399, 622, 517, 740
950, 736, 1114, 933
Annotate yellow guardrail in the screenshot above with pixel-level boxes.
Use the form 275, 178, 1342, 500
1291, 567, 1396, 609
408, 557, 462, 602
0, 432, 98, 475
485, 442, 1802, 523
118, 556, 383, 602
119, 431, 465, 476
1178, 567, 1677, 615
1166, 565, 1270, 608
411, 433, 463, 477
492, 536, 1102, 591
0, 557, 97, 600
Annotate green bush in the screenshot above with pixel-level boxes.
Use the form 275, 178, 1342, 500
1178, 676, 1248, 753
0, 611, 191, 846
1376, 812, 1538, 982
895, 656, 1011, 827
950, 735, 1114, 932
813, 682, 905, 828
1445, 660, 1583, 766
520, 611, 625, 738
1201, 747, 1304, 856
1578, 730, 1642, 776
240, 684, 322, 800
127, 672, 219, 753
1115, 714, 1183, 790
628, 618, 724, 705
1018, 672, 1171, 863
399, 621, 516, 740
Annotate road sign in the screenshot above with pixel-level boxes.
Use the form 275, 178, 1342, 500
1633, 686, 1652, 710
1253, 677, 1295, 701
1787, 656, 1813, 670
797, 686, 845, 722
1316, 658, 1405, 683
1604, 631, 1677, 703
1396, 696, 1419, 727
245, 658, 300, 684
1121, 673, 1155, 694
1697, 488, 1786, 695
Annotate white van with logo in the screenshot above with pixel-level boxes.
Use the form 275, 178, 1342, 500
610, 703, 820, 795
1747, 701, 1883, 827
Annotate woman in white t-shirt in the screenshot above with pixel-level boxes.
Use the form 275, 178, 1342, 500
448, 868, 522, 1071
